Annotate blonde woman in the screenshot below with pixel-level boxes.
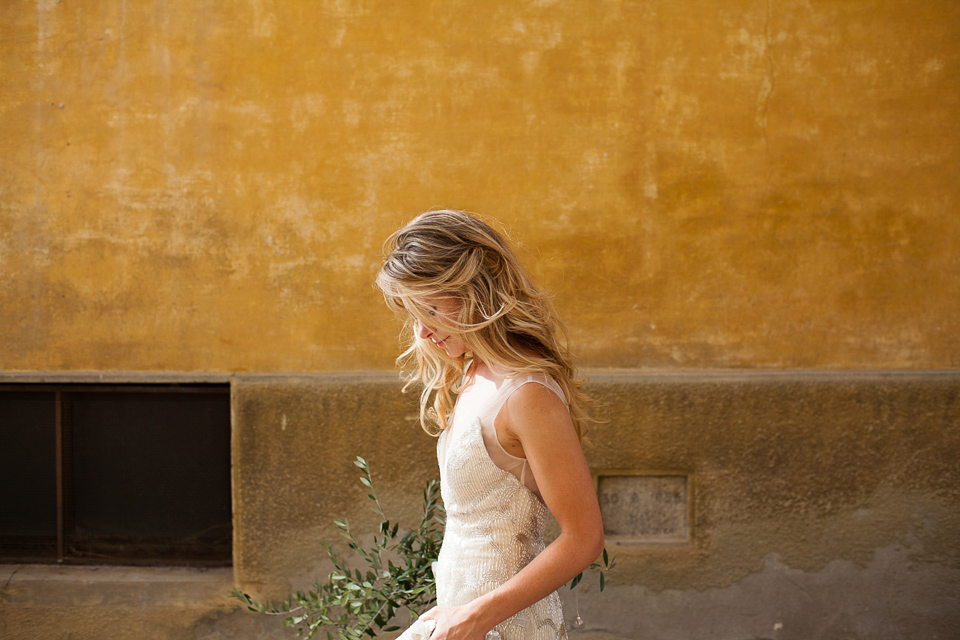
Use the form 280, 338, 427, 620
377, 211, 604, 640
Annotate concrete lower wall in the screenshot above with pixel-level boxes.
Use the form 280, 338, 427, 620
2, 371, 958, 639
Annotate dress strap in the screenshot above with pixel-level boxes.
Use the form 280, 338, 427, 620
478, 374, 559, 426
477, 373, 567, 500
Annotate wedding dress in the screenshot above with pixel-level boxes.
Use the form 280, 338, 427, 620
400, 373, 568, 640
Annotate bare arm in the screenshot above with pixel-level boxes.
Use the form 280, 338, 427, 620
422, 383, 605, 640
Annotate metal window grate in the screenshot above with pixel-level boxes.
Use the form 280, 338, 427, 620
0, 384, 232, 566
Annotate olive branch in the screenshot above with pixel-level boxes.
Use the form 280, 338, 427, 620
230, 456, 613, 639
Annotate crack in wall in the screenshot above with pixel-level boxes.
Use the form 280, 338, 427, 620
756, 0, 777, 160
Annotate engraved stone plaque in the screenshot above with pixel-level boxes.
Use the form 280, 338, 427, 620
598, 474, 689, 543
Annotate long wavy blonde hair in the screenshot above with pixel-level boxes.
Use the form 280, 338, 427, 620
375, 210, 592, 440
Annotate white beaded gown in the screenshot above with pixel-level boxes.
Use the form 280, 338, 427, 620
400, 373, 568, 640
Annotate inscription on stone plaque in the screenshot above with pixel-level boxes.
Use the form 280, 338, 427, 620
598, 474, 689, 543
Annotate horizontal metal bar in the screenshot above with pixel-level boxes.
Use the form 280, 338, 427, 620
0, 384, 229, 394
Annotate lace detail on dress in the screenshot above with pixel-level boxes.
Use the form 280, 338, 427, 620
434, 418, 567, 640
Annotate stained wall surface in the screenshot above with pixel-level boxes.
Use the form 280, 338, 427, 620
7, 373, 957, 640
226, 373, 960, 640
2, 0, 959, 372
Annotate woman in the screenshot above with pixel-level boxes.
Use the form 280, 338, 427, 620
376, 211, 604, 640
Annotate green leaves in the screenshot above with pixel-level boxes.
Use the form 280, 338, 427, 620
569, 546, 617, 592
231, 455, 615, 638
230, 457, 445, 640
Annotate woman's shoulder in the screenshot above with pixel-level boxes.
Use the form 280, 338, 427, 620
473, 361, 567, 410
497, 374, 574, 443
502, 370, 566, 406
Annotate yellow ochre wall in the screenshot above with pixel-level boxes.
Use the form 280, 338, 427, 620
3, 0, 959, 373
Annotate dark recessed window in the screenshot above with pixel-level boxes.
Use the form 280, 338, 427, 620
0, 384, 231, 566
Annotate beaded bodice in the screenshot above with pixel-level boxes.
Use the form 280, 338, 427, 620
433, 414, 567, 640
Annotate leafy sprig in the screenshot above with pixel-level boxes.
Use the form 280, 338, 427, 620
230, 457, 444, 640
230, 456, 614, 638
569, 547, 616, 592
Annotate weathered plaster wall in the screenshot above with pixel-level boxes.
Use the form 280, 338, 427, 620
227, 373, 960, 600
2, 0, 959, 372
230, 375, 432, 594
235, 373, 960, 639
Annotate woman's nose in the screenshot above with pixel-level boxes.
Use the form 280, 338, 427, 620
416, 320, 433, 340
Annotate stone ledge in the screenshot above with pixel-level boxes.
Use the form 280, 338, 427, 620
2, 368, 959, 385
0, 564, 237, 609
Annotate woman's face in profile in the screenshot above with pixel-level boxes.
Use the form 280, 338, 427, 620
408, 296, 468, 359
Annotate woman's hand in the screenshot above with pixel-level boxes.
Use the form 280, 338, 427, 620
419, 603, 493, 640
